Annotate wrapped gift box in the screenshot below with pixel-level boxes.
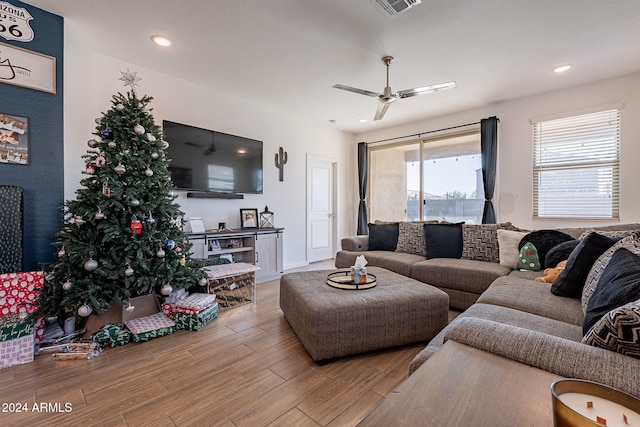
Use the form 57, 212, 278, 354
175, 302, 218, 331
161, 303, 177, 319
0, 333, 34, 369
92, 323, 131, 347
175, 293, 217, 312
0, 271, 44, 343
0, 314, 34, 341
125, 312, 175, 343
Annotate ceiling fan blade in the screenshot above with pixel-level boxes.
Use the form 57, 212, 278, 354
333, 84, 381, 98
398, 81, 457, 99
374, 102, 391, 121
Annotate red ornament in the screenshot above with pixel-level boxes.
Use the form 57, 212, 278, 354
130, 220, 143, 235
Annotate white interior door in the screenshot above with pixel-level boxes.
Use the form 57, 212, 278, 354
307, 155, 336, 262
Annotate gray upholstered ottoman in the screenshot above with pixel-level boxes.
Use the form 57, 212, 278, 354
279, 266, 449, 362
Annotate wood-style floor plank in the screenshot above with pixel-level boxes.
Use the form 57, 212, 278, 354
0, 260, 444, 426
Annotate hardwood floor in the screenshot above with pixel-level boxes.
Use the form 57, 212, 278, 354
0, 260, 432, 427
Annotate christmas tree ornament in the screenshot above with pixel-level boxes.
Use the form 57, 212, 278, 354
78, 304, 93, 317
102, 181, 111, 196
199, 277, 208, 286
85, 164, 96, 175
87, 138, 99, 148
151, 152, 159, 160
161, 283, 173, 295
84, 259, 99, 272
95, 155, 106, 166
130, 198, 141, 207
161, 140, 169, 149
179, 256, 186, 266
108, 141, 117, 148
147, 212, 155, 224
146, 133, 156, 142
156, 249, 165, 258
133, 124, 145, 135
116, 103, 125, 111
101, 128, 114, 139
58, 246, 65, 257
124, 266, 134, 276
174, 246, 182, 253
95, 118, 101, 125
62, 280, 73, 291
130, 219, 143, 234
46, 315, 58, 323
119, 68, 141, 90
74, 217, 86, 227
166, 239, 176, 249
95, 209, 105, 220
114, 164, 126, 174
145, 168, 153, 177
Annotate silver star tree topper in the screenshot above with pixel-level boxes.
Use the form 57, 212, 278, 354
119, 69, 142, 91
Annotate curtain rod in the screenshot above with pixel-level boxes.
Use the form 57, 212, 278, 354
364, 121, 482, 145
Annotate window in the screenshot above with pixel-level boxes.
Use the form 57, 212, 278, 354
368, 132, 484, 224
532, 108, 620, 219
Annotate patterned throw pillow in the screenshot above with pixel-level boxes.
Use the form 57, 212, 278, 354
395, 222, 432, 256
461, 222, 518, 263
582, 231, 640, 313
515, 242, 541, 270
583, 299, 640, 359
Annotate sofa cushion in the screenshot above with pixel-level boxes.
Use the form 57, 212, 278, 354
477, 276, 584, 326
408, 302, 583, 374
545, 239, 580, 269
550, 232, 619, 299
368, 223, 399, 251
410, 258, 511, 297
582, 231, 640, 313
583, 248, 640, 334
518, 230, 574, 269
461, 223, 519, 263
583, 299, 640, 359
497, 229, 528, 267
515, 242, 541, 270
395, 222, 427, 256
424, 223, 462, 259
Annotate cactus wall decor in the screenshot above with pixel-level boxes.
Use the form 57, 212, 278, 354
275, 146, 288, 181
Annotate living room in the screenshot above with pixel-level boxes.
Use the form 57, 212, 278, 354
2, 0, 640, 425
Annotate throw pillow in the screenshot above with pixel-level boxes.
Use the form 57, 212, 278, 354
461, 222, 519, 263
544, 240, 580, 269
515, 242, 541, 270
583, 248, 640, 334
395, 222, 430, 256
424, 223, 463, 259
518, 230, 574, 269
582, 299, 640, 359
582, 231, 640, 313
497, 229, 528, 267
550, 232, 620, 299
368, 223, 399, 251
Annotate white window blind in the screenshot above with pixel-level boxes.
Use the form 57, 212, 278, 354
533, 108, 620, 219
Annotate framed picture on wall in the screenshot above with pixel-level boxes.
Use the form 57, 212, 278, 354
0, 42, 56, 94
240, 208, 258, 229
0, 113, 29, 165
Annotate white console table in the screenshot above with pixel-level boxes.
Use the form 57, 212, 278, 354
187, 228, 284, 283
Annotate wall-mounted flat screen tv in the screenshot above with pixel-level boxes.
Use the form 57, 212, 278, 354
163, 120, 263, 194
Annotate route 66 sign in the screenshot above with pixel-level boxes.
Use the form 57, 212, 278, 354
0, 2, 34, 42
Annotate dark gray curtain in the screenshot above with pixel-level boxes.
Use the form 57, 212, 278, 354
480, 117, 498, 224
357, 142, 369, 235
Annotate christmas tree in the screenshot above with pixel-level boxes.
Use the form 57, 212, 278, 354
32, 70, 207, 322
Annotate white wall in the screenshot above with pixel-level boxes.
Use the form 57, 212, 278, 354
62, 42, 356, 270
356, 72, 640, 231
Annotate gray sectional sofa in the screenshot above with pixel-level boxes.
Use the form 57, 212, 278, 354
335, 221, 640, 403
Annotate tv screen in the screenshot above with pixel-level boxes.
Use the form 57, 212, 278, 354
163, 120, 263, 194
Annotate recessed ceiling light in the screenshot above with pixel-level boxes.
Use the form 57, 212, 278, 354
553, 65, 571, 73
151, 35, 173, 47
359, 118, 368, 123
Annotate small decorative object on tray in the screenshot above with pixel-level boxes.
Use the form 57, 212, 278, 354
327, 271, 377, 290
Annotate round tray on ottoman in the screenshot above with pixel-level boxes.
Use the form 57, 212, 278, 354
326, 271, 377, 290
279, 266, 449, 362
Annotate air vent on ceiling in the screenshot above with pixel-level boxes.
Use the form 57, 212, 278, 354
371, 0, 422, 17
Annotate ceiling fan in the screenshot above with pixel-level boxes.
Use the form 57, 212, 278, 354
333, 56, 456, 121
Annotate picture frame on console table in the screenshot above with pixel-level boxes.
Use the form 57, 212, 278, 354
240, 208, 258, 229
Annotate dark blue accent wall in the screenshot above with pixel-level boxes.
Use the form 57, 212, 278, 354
0, 1, 63, 271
